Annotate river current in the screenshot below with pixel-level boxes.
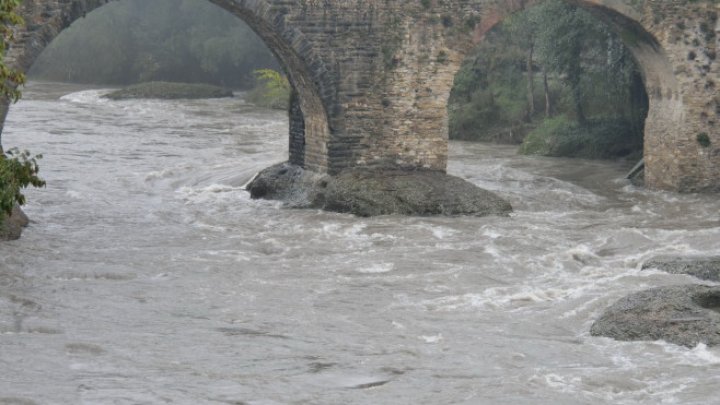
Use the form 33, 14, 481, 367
1, 82, 719, 404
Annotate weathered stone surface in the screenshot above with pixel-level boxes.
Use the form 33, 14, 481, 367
246, 163, 325, 208
0, 217, 22, 241
248, 163, 512, 217
0, 205, 29, 241
103, 82, 233, 100
591, 285, 720, 347
0, 0, 717, 193
11, 204, 29, 227
320, 169, 513, 217
643, 256, 720, 281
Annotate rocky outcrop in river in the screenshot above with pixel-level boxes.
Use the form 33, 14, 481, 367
0, 205, 29, 241
642, 256, 720, 282
592, 256, 720, 347
247, 163, 512, 217
591, 285, 720, 347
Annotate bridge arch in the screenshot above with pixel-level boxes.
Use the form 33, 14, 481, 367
347, 0, 718, 192
434, 0, 680, 189
2, 0, 335, 172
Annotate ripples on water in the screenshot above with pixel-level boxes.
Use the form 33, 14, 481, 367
1, 82, 719, 404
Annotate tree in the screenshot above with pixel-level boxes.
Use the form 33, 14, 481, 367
246, 69, 290, 110
448, 0, 647, 159
0, 0, 23, 104
0, 0, 45, 220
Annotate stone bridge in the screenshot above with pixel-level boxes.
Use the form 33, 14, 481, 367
2, 0, 719, 199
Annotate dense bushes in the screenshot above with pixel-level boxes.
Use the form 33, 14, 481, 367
0, 149, 45, 218
519, 116, 643, 160
245, 69, 291, 110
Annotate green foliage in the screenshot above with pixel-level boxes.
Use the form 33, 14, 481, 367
1, 0, 45, 226
697, 132, 711, 147
0, 0, 24, 101
448, 0, 648, 160
0, 149, 45, 217
520, 116, 643, 159
246, 69, 290, 110
30, 0, 279, 88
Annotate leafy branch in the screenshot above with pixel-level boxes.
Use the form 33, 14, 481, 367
0, 148, 45, 216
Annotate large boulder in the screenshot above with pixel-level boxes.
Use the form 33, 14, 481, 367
591, 285, 720, 347
0, 205, 29, 241
247, 163, 512, 217
642, 256, 720, 282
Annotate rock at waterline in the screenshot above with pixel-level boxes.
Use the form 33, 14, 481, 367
247, 162, 513, 217
590, 285, 720, 347
0, 205, 30, 241
642, 256, 720, 282
103, 81, 233, 100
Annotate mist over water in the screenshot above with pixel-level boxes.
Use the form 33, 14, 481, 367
1, 82, 719, 404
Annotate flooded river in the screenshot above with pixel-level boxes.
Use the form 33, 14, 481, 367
1, 82, 719, 404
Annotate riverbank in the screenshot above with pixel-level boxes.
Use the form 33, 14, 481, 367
103, 81, 233, 100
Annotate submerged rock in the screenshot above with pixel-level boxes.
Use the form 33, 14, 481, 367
104, 81, 233, 100
642, 256, 720, 282
0, 205, 29, 241
247, 163, 512, 217
591, 285, 720, 347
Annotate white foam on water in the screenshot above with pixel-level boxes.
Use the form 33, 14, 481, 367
175, 184, 246, 205
430, 226, 456, 239
419, 334, 443, 344
417, 284, 574, 312
662, 343, 720, 366
145, 167, 182, 181
356, 263, 395, 274
59, 89, 113, 104
65, 190, 84, 200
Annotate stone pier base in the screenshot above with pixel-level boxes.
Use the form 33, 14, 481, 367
247, 163, 512, 217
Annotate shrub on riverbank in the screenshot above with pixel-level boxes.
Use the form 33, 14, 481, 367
245, 69, 290, 110
519, 116, 643, 160
0, 0, 45, 240
0, 149, 45, 240
104, 81, 233, 100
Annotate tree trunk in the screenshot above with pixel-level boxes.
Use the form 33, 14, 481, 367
543, 67, 551, 117
0, 98, 9, 153
568, 45, 586, 125
572, 83, 586, 125
526, 43, 535, 122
